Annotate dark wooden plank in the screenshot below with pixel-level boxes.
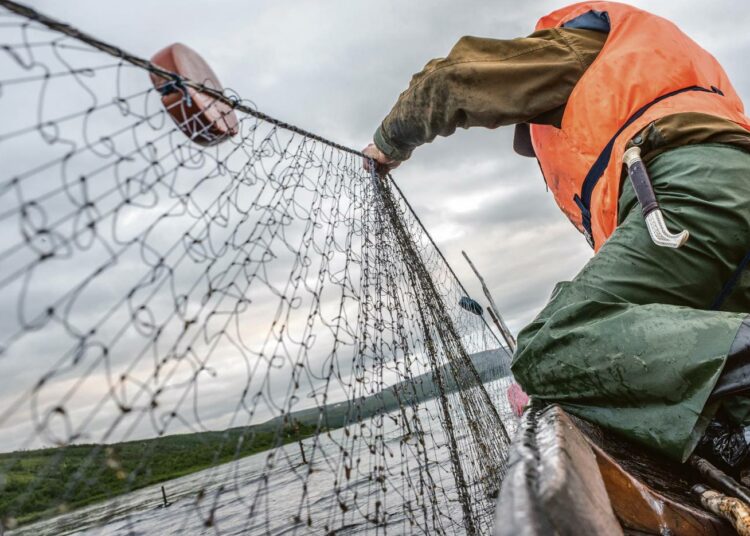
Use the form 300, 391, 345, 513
569, 413, 732, 534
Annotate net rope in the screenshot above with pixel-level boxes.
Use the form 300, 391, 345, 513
0, 2, 516, 534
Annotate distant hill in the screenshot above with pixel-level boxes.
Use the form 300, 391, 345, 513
272, 348, 511, 430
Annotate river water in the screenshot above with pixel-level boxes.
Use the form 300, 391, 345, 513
11, 378, 515, 536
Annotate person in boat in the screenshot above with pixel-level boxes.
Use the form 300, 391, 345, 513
363, 1, 750, 469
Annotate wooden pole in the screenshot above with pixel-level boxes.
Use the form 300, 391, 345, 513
461, 250, 516, 352
486, 307, 511, 351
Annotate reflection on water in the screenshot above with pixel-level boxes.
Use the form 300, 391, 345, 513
13, 378, 516, 536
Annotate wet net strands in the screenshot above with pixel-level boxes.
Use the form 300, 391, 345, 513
0, 2, 516, 535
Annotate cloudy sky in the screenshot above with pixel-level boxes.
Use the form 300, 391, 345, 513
28, 0, 750, 333
4, 0, 750, 452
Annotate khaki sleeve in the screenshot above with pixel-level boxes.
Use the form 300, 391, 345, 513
374, 28, 606, 161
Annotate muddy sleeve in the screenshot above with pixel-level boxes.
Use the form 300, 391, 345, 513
373, 28, 606, 161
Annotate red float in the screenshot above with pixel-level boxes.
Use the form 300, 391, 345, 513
150, 43, 238, 146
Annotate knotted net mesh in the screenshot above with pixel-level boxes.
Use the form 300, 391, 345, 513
0, 2, 516, 534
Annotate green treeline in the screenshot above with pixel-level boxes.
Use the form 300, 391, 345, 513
0, 421, 317, 528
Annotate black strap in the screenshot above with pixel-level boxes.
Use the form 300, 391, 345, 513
576, 84, 724, 248
712, 249, 750, 310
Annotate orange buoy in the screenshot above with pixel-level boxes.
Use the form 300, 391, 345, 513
149, 43, 238, 146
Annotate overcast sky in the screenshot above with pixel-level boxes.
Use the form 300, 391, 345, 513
27, 0, 750, 333
4, 1, 750, 451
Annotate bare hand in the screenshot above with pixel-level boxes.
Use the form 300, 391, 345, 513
362, 143, 400, 175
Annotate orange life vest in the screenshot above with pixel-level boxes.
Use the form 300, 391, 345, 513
530, 2, 750, 250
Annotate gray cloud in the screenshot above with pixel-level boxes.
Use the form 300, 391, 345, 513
4, 0, 749, 450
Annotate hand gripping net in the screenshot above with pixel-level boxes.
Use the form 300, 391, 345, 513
0, 2, 516, 534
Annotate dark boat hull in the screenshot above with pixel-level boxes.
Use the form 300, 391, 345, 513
495, 404, 733, 535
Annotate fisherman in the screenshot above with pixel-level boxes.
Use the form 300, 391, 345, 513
363, 1, 750, 469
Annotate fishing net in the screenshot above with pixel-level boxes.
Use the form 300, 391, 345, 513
0, 1, 516, 534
